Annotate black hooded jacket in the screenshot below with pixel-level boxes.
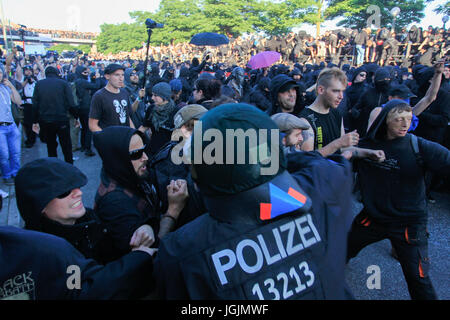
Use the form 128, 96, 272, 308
246, 77, 272, 112
346, 66, 368, 108
268, 74, 305, 115
93, 127, 160, 257
32, 67, 78, 123
356, 100, 450, 226
351, 68, 391, 135
15, 158, 117, 264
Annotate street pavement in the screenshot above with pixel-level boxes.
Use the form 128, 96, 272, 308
1, 138, 449, 300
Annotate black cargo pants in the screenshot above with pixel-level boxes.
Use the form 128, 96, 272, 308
347, 210, 437, 300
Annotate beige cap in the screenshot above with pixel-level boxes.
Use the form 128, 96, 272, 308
174, 104, 208, 129
271, 113, 310, 131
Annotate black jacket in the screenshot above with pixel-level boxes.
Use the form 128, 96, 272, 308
268, 74, 305, 116
0, 226, 153, 300
93, 127, 160, 257
149, 141, 207, 229
14, 157, 117, 264
357, 99, 450, 226
74, 66, 101, 112
32, 68, 77, 123
154, 154, 354, 300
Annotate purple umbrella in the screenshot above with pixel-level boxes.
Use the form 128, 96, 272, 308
248, 51, 281, 70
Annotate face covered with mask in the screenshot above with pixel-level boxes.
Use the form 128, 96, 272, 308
374, 68, 392, 93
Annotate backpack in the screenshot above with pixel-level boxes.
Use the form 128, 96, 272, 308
409, 134, 424, 168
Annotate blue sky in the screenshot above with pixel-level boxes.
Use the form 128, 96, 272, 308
2, 0, 448, 34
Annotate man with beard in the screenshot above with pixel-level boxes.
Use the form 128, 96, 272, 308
268, 74, 304, 116
350, 67, 392, 136
347, 100, 450, 300
271, 112, 310, 154
299, 68, 384, 161
93, 126, 188, 259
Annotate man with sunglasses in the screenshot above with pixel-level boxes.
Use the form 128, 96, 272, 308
7, 157, 158, 299
94, 126, 188, 259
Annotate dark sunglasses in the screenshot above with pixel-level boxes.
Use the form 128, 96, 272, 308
129, 145, 146, 160
56, 189, 72, 199
359, 73, 367, 77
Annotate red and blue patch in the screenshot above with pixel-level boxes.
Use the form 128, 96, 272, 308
260, 183, 307, 221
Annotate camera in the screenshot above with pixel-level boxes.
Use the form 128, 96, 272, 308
16, 45, 24, 52
25, 76, 35, 84
145, 19, 164, 29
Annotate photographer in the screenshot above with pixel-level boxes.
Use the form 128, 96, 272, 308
19, 65, 38, 148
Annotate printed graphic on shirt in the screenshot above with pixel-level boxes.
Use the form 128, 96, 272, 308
0, 272, 35, 300
113, 99, 128, 124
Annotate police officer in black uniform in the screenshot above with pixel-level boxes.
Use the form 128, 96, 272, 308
153, 103, 354, 300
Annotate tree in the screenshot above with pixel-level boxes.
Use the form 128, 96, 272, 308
433, 1, 449, 16
324, 0, 426, 31
96, 22, 147, 54
94, 0, 315, 53
46, 44, 91, 54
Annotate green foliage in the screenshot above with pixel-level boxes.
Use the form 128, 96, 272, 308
96, 23, 147, 54
325, 0, 426, 31
433, 1, 450, 16
96, 0, 320, 53
46, 43, 92, 54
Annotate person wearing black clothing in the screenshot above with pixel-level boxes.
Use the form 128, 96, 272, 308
346, 66, 368, 108
0, 226, 155, 300
149, 104, 208, 229
348, 99, 450, 300
32, 66, 77, 164
246, 77, 272, 112
299, 68, 385, 163
413, 65, 450, 145
15, 158, 117, 264
268, 74, 304, 116
351, 67, 392, 136
154, 104, 355, 300
141, 82, 178, 156
74, 66, 101, 156
93, 126, 188, 259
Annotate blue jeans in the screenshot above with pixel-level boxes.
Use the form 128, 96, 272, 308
356, 45, 365, 65
0, 123, 21, 179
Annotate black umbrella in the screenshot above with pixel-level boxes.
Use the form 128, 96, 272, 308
190, 32, 229, 46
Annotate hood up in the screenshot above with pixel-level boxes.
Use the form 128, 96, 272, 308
364, 99, 408, 143
93, 126, 147, 194
15, 158, 87, 230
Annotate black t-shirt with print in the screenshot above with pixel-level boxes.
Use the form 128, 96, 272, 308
89, 88, 133, 129
299, 107, 342, 150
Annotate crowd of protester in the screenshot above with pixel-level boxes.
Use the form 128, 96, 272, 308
0, 21, 449, 300
92, 25, 450, 69
0, 24, 98, 40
